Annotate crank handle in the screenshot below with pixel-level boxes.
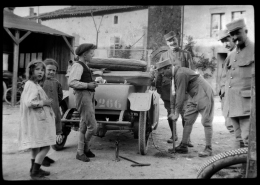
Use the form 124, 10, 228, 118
131, 164, 151, 167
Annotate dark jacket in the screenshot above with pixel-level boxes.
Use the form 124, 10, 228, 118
155, 48, 194, 101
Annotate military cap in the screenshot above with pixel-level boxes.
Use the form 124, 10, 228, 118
75, 43, 96, 56
226, 18, 246, 33
164, 31, 177, 41
218, 29, 230, 41
156, 58, 172, 69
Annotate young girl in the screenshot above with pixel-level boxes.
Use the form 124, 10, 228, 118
18, 59, 56, 180
42, 58, 63, 166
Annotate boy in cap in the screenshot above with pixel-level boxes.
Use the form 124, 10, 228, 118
68, 43, 98, 162
217, 29, 235, 134
223, 18, 254, 149
168, 65, 215, 157
156, 30, 195, 146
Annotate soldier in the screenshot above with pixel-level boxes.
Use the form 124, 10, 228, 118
68, 43, 98, 162
155, 31, 194, 146
217, 29, 236, 134
223, 18, 254, 149
168, 64, 215, 157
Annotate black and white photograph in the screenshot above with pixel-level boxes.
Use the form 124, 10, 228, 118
2, 5, 255, 180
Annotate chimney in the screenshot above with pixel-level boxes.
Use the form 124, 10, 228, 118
29, 8, 34, 16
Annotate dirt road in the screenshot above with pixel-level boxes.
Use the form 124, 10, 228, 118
2, 96, 237, 180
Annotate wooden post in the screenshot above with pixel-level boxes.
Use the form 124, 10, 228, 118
11, 30, 20, 106
246, 63, 256, 178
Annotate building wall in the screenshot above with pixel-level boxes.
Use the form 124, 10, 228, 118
183, 5, 254, 58
41, 9, 149, 53
183, 5, 254, 94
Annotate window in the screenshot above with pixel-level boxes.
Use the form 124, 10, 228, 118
211, 13, 225, 38
232, 11, 246, 21
110, 36, 121, 49
110, 36, 121, 56
114, 15, 118, 24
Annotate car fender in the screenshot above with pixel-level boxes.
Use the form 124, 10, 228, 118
128, 93, 152, 111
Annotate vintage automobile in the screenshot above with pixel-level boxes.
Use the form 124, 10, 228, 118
55, 57, 160, 155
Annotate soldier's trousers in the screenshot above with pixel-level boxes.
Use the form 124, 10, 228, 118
163, 99, 187, 138
181, 77, 214, 146
228, 116, 249, 147
221, 97, 234, 132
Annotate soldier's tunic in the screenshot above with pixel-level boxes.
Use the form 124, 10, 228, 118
219, 50, 234, 133
172, 66, 214, 146
223, 38, 254, 147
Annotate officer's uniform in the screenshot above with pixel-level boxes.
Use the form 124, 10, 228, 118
217, 29, 234, 133
223, 19, 254, 147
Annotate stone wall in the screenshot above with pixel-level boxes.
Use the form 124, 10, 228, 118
41, 9, 149, 49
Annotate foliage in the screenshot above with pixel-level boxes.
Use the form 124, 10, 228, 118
183, 35, 217, 79
193, 54, 217, 78
183, 35, 196, 57
113, 45, 132, 59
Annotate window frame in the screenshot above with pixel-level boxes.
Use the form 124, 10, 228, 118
231, 11, 246, 21
210, 13, 225, 38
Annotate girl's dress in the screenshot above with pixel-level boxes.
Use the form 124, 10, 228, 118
43, 78, 63, 135
18, 80, 56, 150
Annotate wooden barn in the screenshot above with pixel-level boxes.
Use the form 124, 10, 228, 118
3, 8, 75, 105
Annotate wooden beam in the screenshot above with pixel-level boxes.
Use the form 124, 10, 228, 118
4, 27, 19, 45
62, 36, 75, 55
246, 63, 256, 178
18, 31, 31, 44
11, 30, 20, 106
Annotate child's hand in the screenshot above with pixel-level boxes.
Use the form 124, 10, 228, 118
43, 99, 53, 106
88, 82, 98, 89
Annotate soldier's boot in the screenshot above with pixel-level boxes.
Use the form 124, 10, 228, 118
175, 142, 188, 154
198, 145, 212, 157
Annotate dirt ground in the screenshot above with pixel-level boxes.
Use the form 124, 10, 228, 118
2, 96, 237, 180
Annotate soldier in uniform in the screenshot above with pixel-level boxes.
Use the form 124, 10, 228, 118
155, 31, 194, 146
223, 18, 254, 148
168, 64, 215, 157
68, 43, 98, 162
217, 29, 236, 134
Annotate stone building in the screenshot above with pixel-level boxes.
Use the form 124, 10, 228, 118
27, 6, 182, 60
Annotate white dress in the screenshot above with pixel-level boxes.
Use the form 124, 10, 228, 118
18, 80, 56, 150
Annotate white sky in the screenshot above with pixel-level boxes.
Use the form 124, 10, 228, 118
13, 6, 71, 17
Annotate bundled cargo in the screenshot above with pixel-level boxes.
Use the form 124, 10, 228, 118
88, 57, 147, 71
101, 71, 152, 86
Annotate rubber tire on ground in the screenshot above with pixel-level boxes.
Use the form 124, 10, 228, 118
197, 148, 248, 179
3, 81, 7, 101
4, 87, 21, 105
138, 111, 150, 155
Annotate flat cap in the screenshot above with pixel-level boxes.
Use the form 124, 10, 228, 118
164, 31, 176, 41
226, 18, 246, 33
156, 58, 172, 69
218, 29, 229, 41
75, 43, 96, 56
